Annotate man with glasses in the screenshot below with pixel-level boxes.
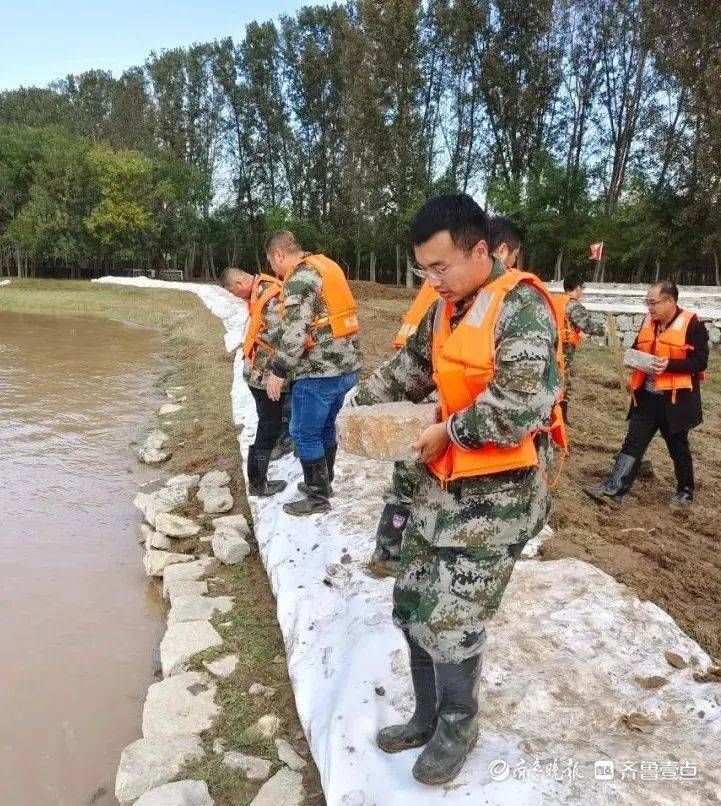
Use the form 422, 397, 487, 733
348, 194, 563, 785
585, 280, 708, 508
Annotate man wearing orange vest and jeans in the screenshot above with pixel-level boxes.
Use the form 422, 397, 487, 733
370, 216, 528, 575
349, 195, 564, 785
585, 280, 708, 509
221, 267, 289, 497
552, 273, 605, 423
264, 231, 361, 516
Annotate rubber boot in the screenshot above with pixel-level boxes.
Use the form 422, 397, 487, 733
584, 453, 639, 504
270, 395, 294, 460
367, 503, 409, 578
560, 398, 569, 425
298, 445, 336, 497
412, 654, 482, 785
283, 457, 331, 516
377, 632, 437, 753
248, 447, 287, 497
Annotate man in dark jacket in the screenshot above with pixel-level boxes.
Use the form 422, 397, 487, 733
585, 280, 708, 509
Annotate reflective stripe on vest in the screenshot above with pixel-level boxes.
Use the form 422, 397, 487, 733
630, 309, 696, 402
428, 271, 566, 484
393, 280, 440, 349
551, 293, 582, 348
284, 254, 359, 348
242, 274, 282, 360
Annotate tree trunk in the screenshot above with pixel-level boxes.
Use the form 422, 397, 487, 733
395, 244, 401, 286
714, 251, 720, 286
369, 251, 376, 284
355, 248, 361, 281
405, 252, 414, 289
654, 257, 661, 283
554, 248, 564, 282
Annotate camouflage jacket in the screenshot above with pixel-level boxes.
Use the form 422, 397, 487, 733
564, 299, 605, 366
269, 259, 362, 381
242, 277, 286, 390
353, 260, 561, 549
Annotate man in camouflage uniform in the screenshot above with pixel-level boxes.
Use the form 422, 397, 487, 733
557, 273, 605, 422
349, 195, 561, 785
265, 231, 362, 516
222, 267, 288, 497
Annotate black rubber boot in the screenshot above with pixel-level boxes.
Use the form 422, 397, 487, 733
283, 457, 331, 516
412, 654, 482, 785
248, 447, 287, 497
367, 503, 410, 577
560, 398, 569, 425
377, 632, 437, 753
298, 445, 337, 497
584, 453, 639, 504
270, 433, 295, 461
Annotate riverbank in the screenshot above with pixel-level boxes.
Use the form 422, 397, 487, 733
0, 280, 323, 805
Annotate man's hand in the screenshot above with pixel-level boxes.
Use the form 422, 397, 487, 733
266, 373, 284, 401
651, 357, 669, 375
412, 422, 450, 464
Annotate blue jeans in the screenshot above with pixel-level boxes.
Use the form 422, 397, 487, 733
290, 372, 359, 461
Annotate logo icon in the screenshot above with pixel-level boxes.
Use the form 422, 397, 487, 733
594, 760, 614, 780
392, 514, 407, 529
488, 759, 510, 782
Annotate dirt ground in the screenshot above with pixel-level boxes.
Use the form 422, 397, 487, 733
351, 280, 721, 663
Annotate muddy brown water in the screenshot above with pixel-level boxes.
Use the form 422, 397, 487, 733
0, 311, 166, 806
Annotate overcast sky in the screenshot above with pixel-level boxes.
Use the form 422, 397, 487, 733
0, 0, 330, 91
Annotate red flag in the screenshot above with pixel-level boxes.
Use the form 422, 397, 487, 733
589, 241, 604, 261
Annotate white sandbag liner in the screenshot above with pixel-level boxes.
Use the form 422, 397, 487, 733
95, 276, 721, 805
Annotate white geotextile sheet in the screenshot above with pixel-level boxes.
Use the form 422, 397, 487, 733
96, 277, 721, 805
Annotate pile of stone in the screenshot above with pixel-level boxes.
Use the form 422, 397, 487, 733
138, 430, 171, 465
337, 401, 437, 461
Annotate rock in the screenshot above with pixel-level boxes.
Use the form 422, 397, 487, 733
337, 401, 437, 461
150, 532, 196, 553
223, 751, 273, 781
211, 514, 251, 534
212, 738, 226, 754
615, 314, 634, 332
142, 672, 219, 738
199, 470, 231, 488
160, 621, 224, 676
162, 558, 219, 600
137, 523, 155, 545
165, 580, 208, 604
134, 486, 188, 528
134, 780, 213, 806
203, 654, 239, 678
115, 735, 203, 805
621, 331, 636, 347
245, 714, 282, 742
248, 683, 276, 699
200, 487, 233, 514
274, 739, 306, 771
250, 768, 304, 806
139, 447, 170, 464
155, 513, 201, 537
212, 527, 250, 565
159, 403, 184, 416
665, 650, 688, 669
166, 474, 201, 493
168, 595, 234, 625
144, 550, 195, 578
708, 325, 721, 345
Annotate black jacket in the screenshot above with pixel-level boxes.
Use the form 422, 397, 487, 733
629, 308, 709, 433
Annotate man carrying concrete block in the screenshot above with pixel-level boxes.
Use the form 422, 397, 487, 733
347, 194, 565, 786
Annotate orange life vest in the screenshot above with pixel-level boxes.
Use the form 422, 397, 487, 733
393, 281, 441, 349
428, 271, 567, 484
630, 309, 698, 403
284, 254, 359, 348
552, 293, 582, 348
242, 273, 282, 361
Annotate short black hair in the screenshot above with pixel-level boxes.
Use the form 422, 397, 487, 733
652, 279, 679, 302
563, 272, 584, 292
489, 215, 522, 252
410, 193, 489, 252
264, 230, 302, 254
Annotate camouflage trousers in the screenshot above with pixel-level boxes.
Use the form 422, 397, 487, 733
562, 345, 577, 402
392, 528, 527, 663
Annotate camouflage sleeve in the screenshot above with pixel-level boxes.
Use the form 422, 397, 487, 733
353, 303, 438, 405
566, 299, 605, 336
447, 285, 560, 450
269, 266, 322, 378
